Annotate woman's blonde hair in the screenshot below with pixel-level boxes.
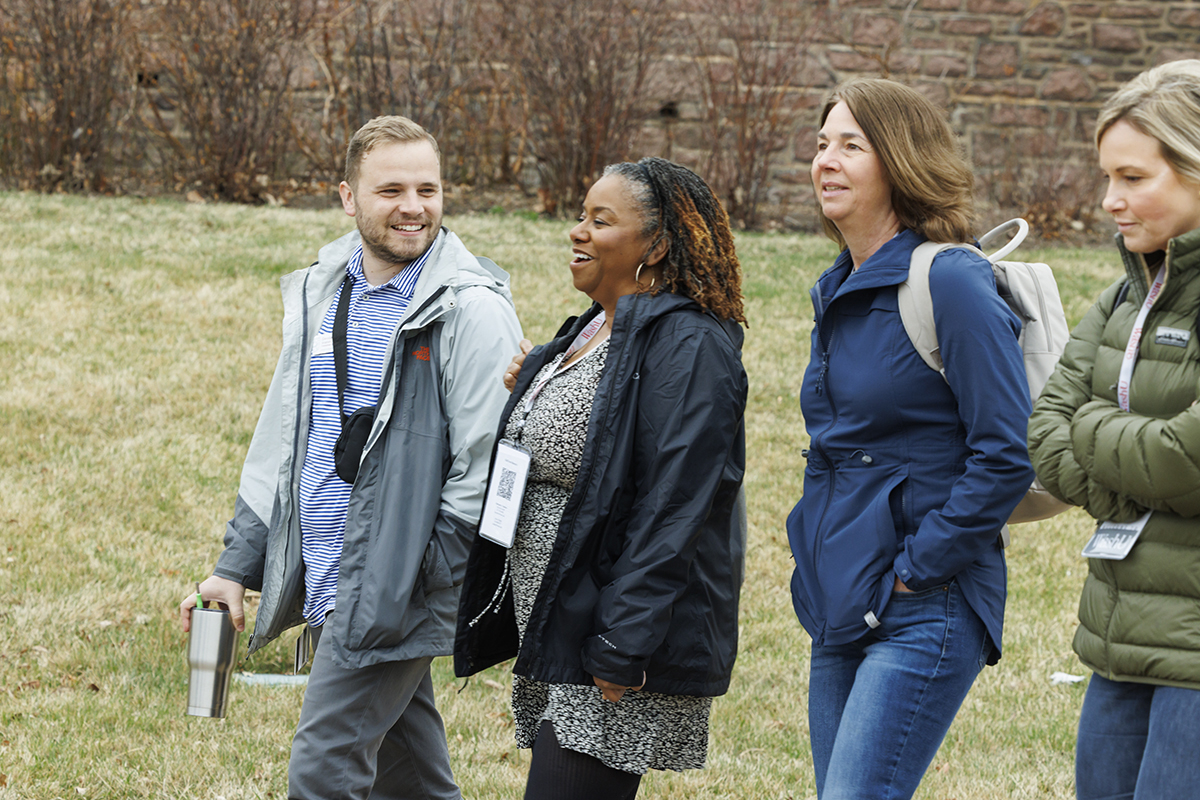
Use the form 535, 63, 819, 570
1096, 59, 1200, 187
815, 78, 974, 246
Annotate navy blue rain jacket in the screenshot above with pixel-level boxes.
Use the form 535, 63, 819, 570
455, 290, 748, 696
787, 229, 1034, 663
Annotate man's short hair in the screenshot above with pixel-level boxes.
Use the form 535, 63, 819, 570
344, 116, 441, 188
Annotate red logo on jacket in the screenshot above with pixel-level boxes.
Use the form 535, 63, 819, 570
412, 346, 431, 362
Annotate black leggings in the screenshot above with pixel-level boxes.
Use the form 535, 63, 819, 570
523, 721, 643, 800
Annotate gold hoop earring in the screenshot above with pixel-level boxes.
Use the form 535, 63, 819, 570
635, 262, 656, 288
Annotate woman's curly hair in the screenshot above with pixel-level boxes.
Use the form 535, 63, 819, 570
602, 157, 746, 324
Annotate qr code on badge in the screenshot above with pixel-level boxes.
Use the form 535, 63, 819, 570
497, 468, 517, 501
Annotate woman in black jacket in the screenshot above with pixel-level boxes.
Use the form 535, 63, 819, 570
455, 158, 748, 800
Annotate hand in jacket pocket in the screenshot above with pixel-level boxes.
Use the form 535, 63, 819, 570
593, 673, 647, 702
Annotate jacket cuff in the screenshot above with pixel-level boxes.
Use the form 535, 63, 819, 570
892, 549, 925, 591
581, 635, 648, 688
212, 562, 262, 592
433, 509, 475, 587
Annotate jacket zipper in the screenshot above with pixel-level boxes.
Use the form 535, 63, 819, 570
809, 276, 838, 476
807, 279, 838, 616
813, 278, 830, 396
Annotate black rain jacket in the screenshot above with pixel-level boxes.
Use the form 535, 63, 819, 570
454, 290, 748, 696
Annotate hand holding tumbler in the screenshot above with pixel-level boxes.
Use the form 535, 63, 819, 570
187, 591, 238, 718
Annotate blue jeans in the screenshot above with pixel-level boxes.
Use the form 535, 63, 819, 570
1076, 673, 1200, 800
808, 581, 990, 800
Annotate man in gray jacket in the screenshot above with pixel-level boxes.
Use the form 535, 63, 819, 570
179, 116, 522, 799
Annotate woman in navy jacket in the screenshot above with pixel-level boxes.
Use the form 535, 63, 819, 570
456, 158, 748, 800
788, 78, 1034, 799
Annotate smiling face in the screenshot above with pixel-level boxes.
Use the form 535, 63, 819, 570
339, 139, 443, 282
1099, 119, 1200, 254
812, 101, 896, 241
568, 175, 661, 310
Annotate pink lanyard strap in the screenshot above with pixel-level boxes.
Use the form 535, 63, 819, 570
1117, 266, 1166, 412
521, 311, 607, 417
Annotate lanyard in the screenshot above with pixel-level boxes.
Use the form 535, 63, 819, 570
475, 312, 608, 562
1117, 266, 1166, 412
520, 311, 607, 418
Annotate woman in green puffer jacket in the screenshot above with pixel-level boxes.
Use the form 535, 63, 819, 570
1028, 60, 1200, 800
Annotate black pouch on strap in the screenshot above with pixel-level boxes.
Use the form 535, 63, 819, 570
334, 406, 375, 484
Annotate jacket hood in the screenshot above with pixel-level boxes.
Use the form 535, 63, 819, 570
296, 228, 513, 314
573, 290, 745, 352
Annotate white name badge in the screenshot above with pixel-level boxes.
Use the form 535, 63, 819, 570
1081, 512, 1152, 560
311, 331, 334, 356
478, 439, 532, 548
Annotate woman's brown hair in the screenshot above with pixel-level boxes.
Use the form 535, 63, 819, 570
816, 78, 975, 247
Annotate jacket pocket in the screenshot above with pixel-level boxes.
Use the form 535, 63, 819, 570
340, 575, 429, 651
789, 460, 908, 642
889, 473, 913, 544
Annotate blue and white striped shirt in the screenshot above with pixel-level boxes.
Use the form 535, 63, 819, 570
298, 243, 429, 625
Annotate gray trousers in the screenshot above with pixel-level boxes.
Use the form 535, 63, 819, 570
288, 623, 461, 800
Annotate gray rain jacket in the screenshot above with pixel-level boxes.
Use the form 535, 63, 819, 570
213, 228, 522, 669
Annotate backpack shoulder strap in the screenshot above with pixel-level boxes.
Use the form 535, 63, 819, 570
898, 241, 976, 380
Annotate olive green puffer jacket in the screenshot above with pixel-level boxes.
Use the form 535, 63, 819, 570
1028, 227, 1200, 690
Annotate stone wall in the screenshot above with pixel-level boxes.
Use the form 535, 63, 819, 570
638, 0, 1200, 231
15, 0, 1195, 227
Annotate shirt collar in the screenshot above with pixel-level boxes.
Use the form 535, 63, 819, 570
344, 242, 430, 297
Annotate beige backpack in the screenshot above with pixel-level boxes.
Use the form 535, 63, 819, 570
898, 219, 1073, 543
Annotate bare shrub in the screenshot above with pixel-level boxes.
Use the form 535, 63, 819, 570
452, 51, 527, 188
977, 129, 1102, 240
982, 159, 1103, 241
494, 0, 670, 216
296, 0, 513, 187
688, 0, 819, 229
442, 17, 528, 189
138, 0, 317, 202
0, 0, 132, 191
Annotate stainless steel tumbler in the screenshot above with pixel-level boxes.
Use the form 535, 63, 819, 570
187, 606, 238, 718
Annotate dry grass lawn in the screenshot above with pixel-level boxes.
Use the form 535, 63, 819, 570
0, 193, 1123, 798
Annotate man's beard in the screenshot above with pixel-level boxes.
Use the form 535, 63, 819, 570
359, 215, 439, 267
